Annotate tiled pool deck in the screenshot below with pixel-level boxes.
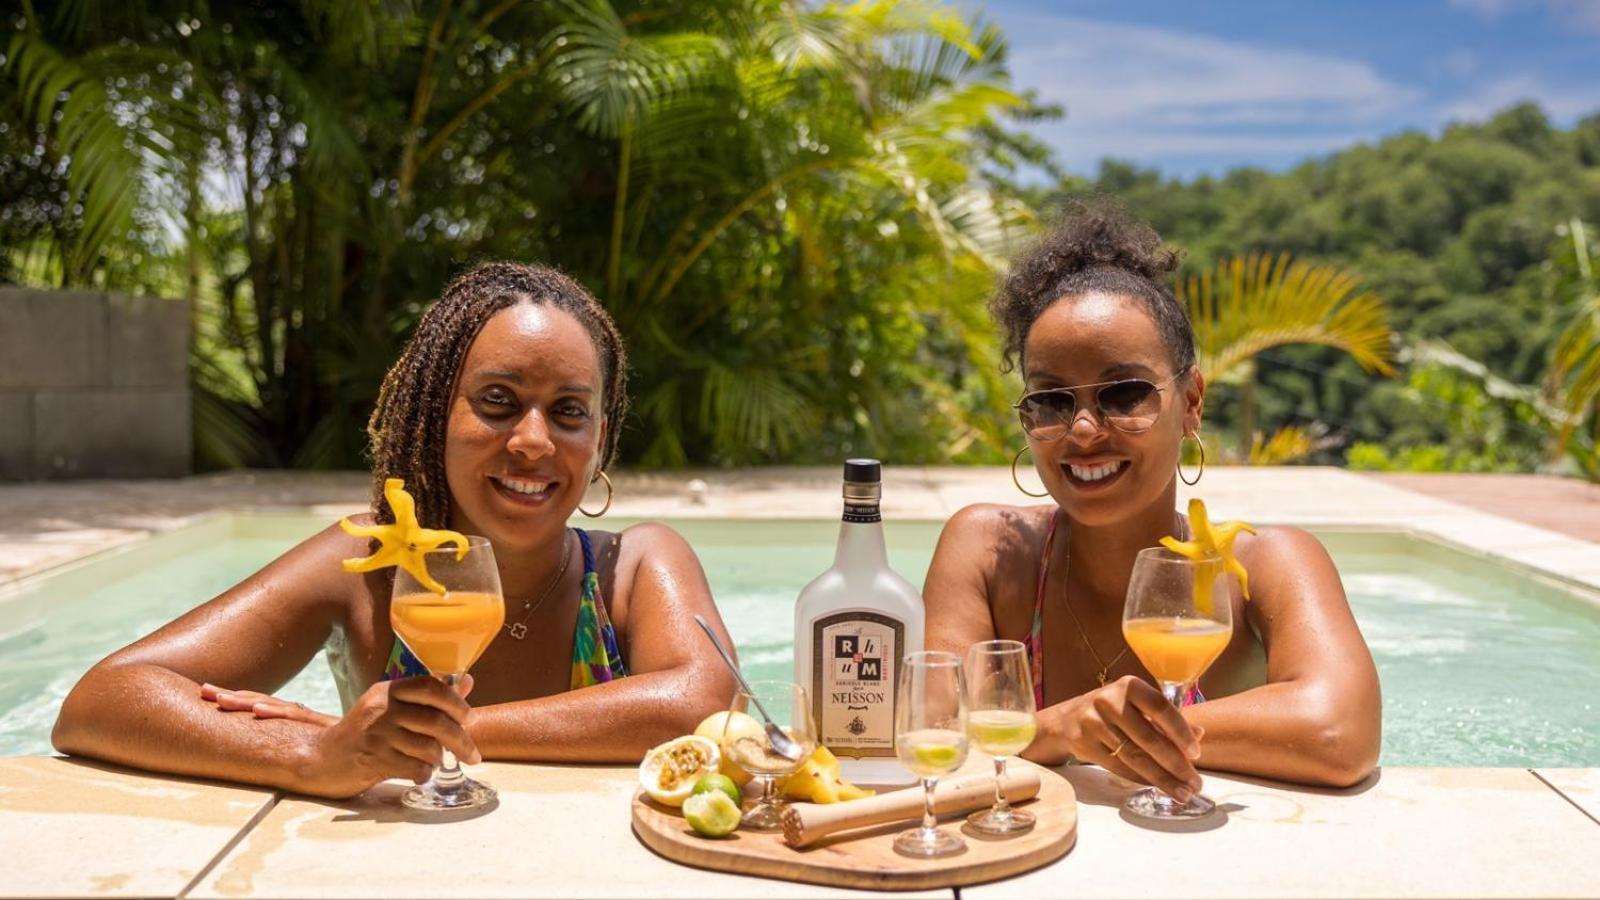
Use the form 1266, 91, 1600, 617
2, 467, 1598, 898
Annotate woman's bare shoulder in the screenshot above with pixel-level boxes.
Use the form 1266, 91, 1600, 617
241, 515, 387, 610
1234, 524, 1336, 571
581, 521, 701, 583
939, 503, 1055, 558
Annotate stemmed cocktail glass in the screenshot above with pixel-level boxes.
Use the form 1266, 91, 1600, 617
963, 640, 1038, 835
390, 536, 505, 811
893, 650, 969, 858
724, 681, 816, 831
1120, 546, 1232, 819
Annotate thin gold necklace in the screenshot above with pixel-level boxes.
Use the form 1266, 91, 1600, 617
1060, 513, 1186, 686
504, 529, 572, 641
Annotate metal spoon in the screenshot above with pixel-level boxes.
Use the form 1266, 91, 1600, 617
692, 614, 806, 762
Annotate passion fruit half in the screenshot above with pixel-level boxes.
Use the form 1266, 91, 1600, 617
639, 735, 721, 807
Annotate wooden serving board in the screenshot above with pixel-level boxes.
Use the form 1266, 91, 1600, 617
630, 761, 1076, 891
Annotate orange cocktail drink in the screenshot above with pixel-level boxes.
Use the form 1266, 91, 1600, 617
1121, 546, 1235, 820
1123, 616, 1231, 686
391, 591, 505, 675
386, 535, 504, 811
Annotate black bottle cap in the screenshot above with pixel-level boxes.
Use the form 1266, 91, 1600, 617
843, 458, 881, 483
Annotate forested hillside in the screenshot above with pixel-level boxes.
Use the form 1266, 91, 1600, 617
1065, 103, 1600, 472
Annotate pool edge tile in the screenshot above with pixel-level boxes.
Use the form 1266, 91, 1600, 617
0, 756, 281, 900
1532, 768, 1600, 826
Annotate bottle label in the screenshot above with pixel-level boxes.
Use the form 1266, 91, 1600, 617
810, 611, 903, 757
842, 503, 881, 524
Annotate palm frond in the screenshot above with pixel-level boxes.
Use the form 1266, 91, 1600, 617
297, 0, 420, 66
1181, 253, 1397, 383
635, 376, 690, 467
1546, 219, 1600, 443
1248, 424, 1327, 465
544, 0, 724, 139
4, 31, 201, 274
700, 360, 818, 457
759, 3, 850, 72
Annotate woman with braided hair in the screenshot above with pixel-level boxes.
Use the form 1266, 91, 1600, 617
53, 262, 738, 799
924, 201, 1380, 793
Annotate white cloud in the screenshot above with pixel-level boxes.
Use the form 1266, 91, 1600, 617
999, 13, 1420, 169
1441, 74, 1600, 121
1449, 0, 1600, 30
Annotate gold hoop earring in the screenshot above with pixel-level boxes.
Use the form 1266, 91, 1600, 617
1178, 432, 1205, 487
1011, 446, 1050, 498
579, 470, 614, 518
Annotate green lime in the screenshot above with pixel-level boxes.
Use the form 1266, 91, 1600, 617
692, 773, 743, 808
912, 743, 961, 769
683, 790, 742, 838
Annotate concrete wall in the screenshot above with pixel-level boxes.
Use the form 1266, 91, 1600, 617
0, 288, 191, 479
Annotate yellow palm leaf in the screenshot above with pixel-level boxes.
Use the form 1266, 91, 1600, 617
1180, 253, 1397, 383
1248, 426, 1321, 466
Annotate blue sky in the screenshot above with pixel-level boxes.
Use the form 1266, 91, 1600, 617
971, 0, 1600, 179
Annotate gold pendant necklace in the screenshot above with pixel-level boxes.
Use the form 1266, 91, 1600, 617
1059, 539, 1129, 686
1060, 513, 1187, 686
505, 529, 572, 641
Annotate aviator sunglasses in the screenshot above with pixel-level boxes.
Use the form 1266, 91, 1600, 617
1013, 373, 1180, 440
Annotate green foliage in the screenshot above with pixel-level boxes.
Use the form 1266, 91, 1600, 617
2, 0, 1046, 469
5, 2, 1598, 479
1546, 220, 1600, 454
1075, 103, 1600, 472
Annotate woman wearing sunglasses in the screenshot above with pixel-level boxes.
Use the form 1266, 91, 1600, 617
924, 201, 1380, 793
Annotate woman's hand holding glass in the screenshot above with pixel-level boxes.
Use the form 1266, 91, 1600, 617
290, 675, 482, 800
198, 674, 482, 801
1030, 676, 1203, 802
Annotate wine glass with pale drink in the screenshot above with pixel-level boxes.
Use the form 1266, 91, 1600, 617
1120, 546, 1233, 819
893, 650, 969, 858
963, 640, 1038, 835
389, 536, 505, 811
724, 681, 816, 831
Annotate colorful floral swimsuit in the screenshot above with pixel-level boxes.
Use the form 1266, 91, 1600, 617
383, 528, 628, 689
1027, 511, 1203, 708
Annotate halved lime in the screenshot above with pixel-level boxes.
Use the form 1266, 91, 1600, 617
912, 743, 961, 769
683, 790, 742, 838
692, 773, 742, 808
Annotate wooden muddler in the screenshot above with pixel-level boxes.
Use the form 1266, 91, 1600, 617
780, 767, 1042, 848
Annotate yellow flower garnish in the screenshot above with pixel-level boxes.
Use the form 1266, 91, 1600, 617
1159, 498, 1256, 616
339, 478, 469, 595
777, 745, 875, 804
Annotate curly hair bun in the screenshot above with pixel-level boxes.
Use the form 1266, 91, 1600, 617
989, 198, 1193, 375
1015, 199, 1180, 291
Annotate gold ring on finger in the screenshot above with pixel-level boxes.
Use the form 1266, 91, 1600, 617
1109, 738, 1128, 758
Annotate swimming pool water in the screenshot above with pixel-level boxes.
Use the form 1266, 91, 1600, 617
2, 514, 1597, 765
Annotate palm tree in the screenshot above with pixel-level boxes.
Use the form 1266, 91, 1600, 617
1544, 218, 1600, 478
541, 0, 1033, 464
1178, 253, 1396, 460
4, 0, 1043, 469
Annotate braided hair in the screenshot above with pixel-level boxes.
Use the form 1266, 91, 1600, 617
366, 261, 629, 527
990, 199, 1194, 376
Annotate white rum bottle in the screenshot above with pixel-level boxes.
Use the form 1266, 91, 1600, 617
794, 459, 924, 785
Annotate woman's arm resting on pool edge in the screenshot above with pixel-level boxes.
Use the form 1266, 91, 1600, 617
50, 523, 476, 798
467, 523, 740, 761
1184, 526, 1382, 788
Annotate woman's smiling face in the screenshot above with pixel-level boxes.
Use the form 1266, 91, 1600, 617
444, 302, 606, 551
1022, 291, 1202, 527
